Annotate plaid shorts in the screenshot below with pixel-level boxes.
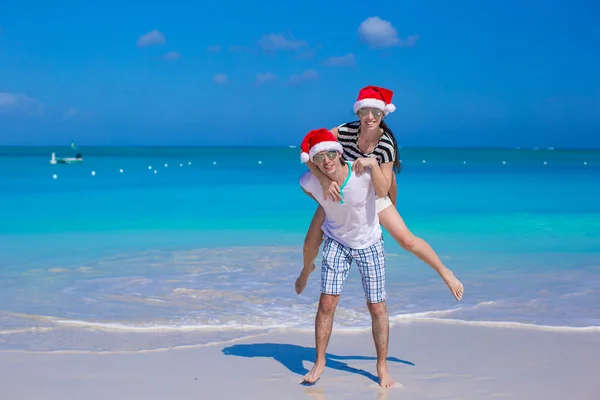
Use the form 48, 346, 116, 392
320, 236, 386, 303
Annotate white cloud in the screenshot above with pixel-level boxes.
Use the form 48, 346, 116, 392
296, 44, 322, 60
258, 33, 307, 52
137, 29, 166, 48
0, 92, 45, 115
255, 72, 277, 86
402, 34, 420, 47
206, 44, 222, 54
323, 53, 356, 67
358, 17, 418, 48
62, 107, 78, 119
162, 51, 181, 60
213, 73, 228, 85
62, 107, 92, 119
286, 69, 318, 86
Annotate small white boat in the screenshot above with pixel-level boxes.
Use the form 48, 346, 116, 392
50, 152, 83, 164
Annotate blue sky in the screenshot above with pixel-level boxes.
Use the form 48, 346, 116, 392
1, 0, 599, 147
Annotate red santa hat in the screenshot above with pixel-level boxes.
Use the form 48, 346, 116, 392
300, 128, 343, 163
353, 85, 396, 115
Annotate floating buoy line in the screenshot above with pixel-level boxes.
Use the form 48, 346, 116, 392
48, 158, 594, 180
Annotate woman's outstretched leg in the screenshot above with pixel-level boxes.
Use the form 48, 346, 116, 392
378, 206, 464, 300
296, 205, 326, 294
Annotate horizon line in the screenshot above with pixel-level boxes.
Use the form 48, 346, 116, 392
0, 144, 599, 151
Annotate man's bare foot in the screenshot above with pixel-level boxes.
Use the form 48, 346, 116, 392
441, 269, 464, 301
302, 361, 325, 384
377, 363, 395, 388
295, 264, 315, 295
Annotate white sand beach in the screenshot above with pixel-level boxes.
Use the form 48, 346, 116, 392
1, 320, 599, 400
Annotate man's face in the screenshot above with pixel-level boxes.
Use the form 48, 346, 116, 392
313, 150, 340, 176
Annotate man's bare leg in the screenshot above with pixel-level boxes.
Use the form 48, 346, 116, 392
303, 293, 340, 383
367, 301, 395, 388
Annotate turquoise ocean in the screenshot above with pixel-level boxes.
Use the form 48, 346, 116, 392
1, 146, 599, 352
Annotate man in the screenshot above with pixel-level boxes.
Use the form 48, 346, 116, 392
294, 128, 395, 388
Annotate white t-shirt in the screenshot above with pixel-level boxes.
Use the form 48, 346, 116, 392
299, 162, 382, 249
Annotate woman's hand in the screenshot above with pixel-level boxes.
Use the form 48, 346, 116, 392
320, 177, 342, 202
353, 157, 378, 175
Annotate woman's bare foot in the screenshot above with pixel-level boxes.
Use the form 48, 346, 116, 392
441, 269, 464, 301
302, 361, 325, 384
377, 363, 395, 388
295, 263, 315, 295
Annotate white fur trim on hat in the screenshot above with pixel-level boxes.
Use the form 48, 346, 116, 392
354, 98, 395, 114
309, 141, 343, 161
354, 98, 385, 113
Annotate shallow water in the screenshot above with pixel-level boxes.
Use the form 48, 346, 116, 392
1, 146, 599, 351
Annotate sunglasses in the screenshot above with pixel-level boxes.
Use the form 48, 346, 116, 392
358, 108, 383, 118
313, 151, 338, 163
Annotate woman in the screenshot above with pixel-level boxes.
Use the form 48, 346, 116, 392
295, 85, 464, 301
